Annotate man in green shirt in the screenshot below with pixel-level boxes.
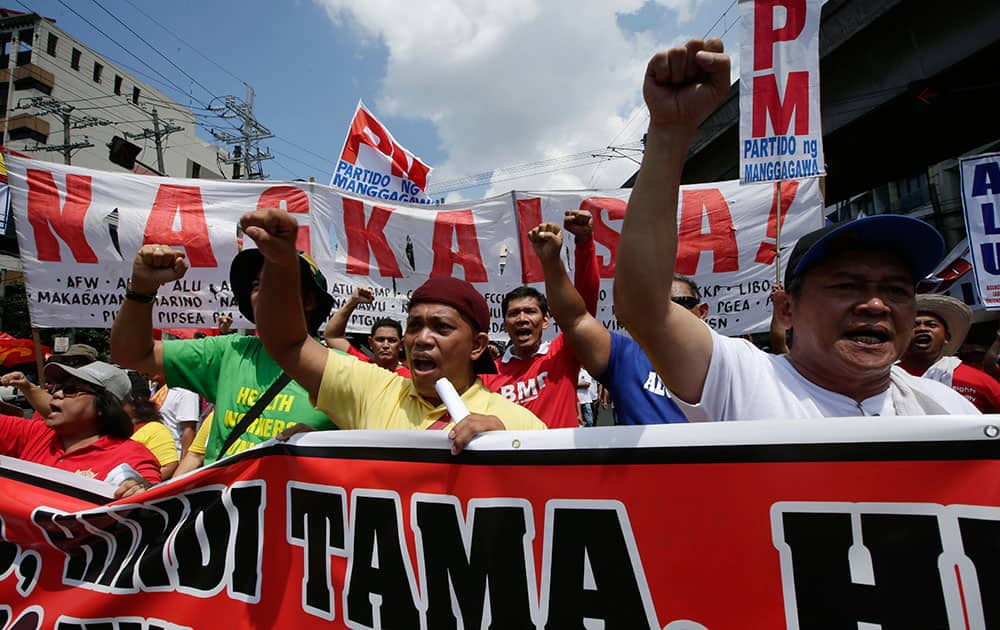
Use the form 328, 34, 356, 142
111, 245, 337, 464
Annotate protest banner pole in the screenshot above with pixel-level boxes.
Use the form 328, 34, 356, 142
774, 180, 783, 284
31, 327, 45, 387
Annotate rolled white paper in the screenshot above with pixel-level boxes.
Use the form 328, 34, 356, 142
435, 377, 470, 424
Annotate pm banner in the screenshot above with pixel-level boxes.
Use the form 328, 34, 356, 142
1, 416, 999, 629
739, 0, 825, 184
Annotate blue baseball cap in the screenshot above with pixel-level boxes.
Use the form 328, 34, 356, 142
784, 215, 945, 286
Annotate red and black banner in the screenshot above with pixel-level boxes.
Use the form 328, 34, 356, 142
0, 416, 998, 629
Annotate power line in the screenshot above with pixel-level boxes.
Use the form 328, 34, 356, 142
119, 0, 246, 86
426, 142, 641, 195
703, 0, 738, 40
87, 0, 221, 103
49, 0, 208, 108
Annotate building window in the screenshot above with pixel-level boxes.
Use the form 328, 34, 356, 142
132, 86, 140, 104
92, 62, 103, 83
70, 47, 81, 70
1, 29, 33, 67
46, 33, 57, 56
114, 75, 122, 95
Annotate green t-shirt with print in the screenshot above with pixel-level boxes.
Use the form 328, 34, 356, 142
163, 334, 336, 463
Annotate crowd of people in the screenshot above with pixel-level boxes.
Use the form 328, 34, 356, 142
2, 38, 999, 495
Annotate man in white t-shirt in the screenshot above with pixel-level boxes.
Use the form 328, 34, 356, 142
614, 39, 978, 420
576, 368, 598, 427
150, 379, 200, 457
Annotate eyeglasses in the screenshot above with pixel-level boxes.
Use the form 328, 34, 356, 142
671, 296, 701, 310
48, 382, 98, 397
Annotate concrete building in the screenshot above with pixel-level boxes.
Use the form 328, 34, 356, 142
0, 8, 224, 178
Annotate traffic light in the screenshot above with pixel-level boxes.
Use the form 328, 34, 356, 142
108, 136, 141, 170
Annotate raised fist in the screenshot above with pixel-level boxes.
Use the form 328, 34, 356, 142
0, 371, 32, 391
528, 222, 564, 262
351, 286, 374, 305
131, 245, 189, 293
217, 314, 234, 335
643, 38, 730, 132
563, 209, 593, 241
239, 208, 299, 266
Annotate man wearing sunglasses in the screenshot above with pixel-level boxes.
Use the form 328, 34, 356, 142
0, 361, 160, 496
529, 221, 697, 424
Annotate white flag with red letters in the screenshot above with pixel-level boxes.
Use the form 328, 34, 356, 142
329, 100, 434, 204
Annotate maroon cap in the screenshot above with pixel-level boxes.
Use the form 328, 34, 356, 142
408, 277, 496, 374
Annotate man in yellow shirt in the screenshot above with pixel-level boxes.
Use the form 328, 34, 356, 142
229, 207, 545, 453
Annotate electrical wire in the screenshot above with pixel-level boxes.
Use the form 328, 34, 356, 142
47, 0, 206, 107
87, 0, 221, 103
119, 0, 245, 86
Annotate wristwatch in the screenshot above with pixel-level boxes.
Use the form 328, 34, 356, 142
125, 279, 158, 304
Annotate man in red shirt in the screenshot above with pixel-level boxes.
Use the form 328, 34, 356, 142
898, 294, 1000, 412
324, 286, 411, 377
0, 361, 160, 496
482, 210, 599, 428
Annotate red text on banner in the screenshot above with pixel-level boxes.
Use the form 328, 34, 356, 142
26, 169, 97, 263
258, 185, 311, 255
343, 199, 402, 278
431, 210, 487, 282
582, 197, 627, 279
143, 185, 217, 267
676, 188, 739, 275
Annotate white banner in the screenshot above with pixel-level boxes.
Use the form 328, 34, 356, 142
739, 0, 825, 184
329, 100, 434, 204
960, 152, 1000, 310
7, 155, 822, 335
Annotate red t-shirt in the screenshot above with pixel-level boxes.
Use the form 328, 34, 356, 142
951, 363, 1000, 413
346, 344, 412, 378
0, 414, 161, 484
484, 334, 582, 428
482, 237, 600, 429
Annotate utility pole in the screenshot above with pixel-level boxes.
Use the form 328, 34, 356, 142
1, 30, 18, 146
211, 83, 273, 179
16, 96, 109, 164
126, 106, 181, 174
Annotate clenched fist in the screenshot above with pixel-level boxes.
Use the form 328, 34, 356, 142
131, 245, 189, 294
563, 209, 593, 241
528, 222, 563, 263
239, 208, 299, 266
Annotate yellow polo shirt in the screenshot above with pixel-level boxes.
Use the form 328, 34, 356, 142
316, 349, 546, 431
188, 414, 211, 455
131, 422, 180, 466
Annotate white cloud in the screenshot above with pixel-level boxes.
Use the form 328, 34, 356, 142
315, 0, 713, 197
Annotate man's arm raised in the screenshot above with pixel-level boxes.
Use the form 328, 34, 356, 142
110, 245, 189, 379
323, 286, 373, 353
565, 209, 600, 315
530, 222, 612, 379
614, 39, 730, 404
239, 208, 328, 397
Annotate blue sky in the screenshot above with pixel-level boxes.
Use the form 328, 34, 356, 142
11, 0, 742, 198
